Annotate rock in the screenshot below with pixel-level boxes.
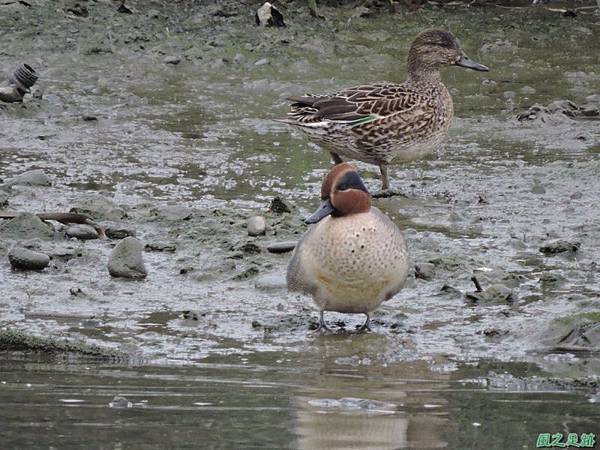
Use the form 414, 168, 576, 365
65, 2, 88, 17
255, 272, 286, 291
109, 396, 132, 408
104, 223, 135, 239
247, 216, 267, 236
0, 190, 9, 208
108, 237, 147, 279
269, 197, 291, 214
7, 169, 51, 187
465, 284, 514, 304
239, 242, 261, 254
439, 285, 462, 297
538, 312, 600, 352
517, 99, 587, 123
266, 241, 296, 254
164, 56, 181, 65
539, 240, 580, 256
71, 194, 125, 221
255, 2, 285, 27
254, 58, 270, 67
233, 53, 246, 65
0, 213, 54, 240
66, 224, 99, 240
145, 242, 176, 252
415, 262, 435, 281
8, 247, 50, 270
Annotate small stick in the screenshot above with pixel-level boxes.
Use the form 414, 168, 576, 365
471, 276, 483, 292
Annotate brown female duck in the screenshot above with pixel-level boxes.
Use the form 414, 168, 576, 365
278, 29, 488, 191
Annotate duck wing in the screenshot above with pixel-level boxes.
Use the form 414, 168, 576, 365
281, 83, 434, 127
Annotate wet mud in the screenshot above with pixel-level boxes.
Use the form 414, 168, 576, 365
1, 0, 600, 448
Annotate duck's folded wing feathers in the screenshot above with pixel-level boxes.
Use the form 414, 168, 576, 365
284, 84, 432, 125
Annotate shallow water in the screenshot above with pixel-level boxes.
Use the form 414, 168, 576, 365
1, 353, 599, 449
1, 0, 600, 448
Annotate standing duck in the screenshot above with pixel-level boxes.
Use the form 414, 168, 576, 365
278, 29, 488, 191
287, 163, 410, 331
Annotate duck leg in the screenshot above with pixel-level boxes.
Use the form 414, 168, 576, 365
380, 164, 390, 190
330, 152, 343, 165
317, 310, 331, 332
357, 313, 371, 332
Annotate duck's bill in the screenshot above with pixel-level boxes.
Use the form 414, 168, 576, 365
456, 53, 489, 72
305, 199, 335, 224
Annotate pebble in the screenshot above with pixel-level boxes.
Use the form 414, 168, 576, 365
269, 197, 291, 214
247, 216, 267, 236
0, 190, 9, 207
540, 240, 580, 255
465, 284, 514, 303
66, 224, 99, 240
415, 262, 435, 281
7, 169, 51, 187
254, 272, 286, 291
145, 242, 176, 252
164, 56, 181, 65
107, 237, 147, 279
109, 396, 132, 408
254, 58, 270, 67
266, 241, 296, 254
8, 247, 50, 270
104, 223, 136, 239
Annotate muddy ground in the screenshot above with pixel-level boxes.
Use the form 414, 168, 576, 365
1, 0, 600, 448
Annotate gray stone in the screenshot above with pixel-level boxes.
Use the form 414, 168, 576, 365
145, 242, 176, 252
0, 190, 9, 208
465, 284, 515, 303
415, 262, 435, 281
71, 194, 125, 221
8, 247, 50, 270
66, 224, 99, 240
269, 197, 291, 214
7, 169, 51, 187
538, 312, 600, 352
108, 237, 147, 279
255, 272, 286, 291
540, 240, 580, 255
164, 56, 181, 65
0, 213, 54, 240
104, 223, 136, 239
109, 396, 132, 408
254, 58, 270, 67
266, 241, 296, 254
247, 215, 267, 236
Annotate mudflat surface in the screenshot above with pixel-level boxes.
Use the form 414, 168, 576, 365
1, 1, 600, 448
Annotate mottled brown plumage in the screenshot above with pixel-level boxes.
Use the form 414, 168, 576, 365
278, 29, 488, 190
